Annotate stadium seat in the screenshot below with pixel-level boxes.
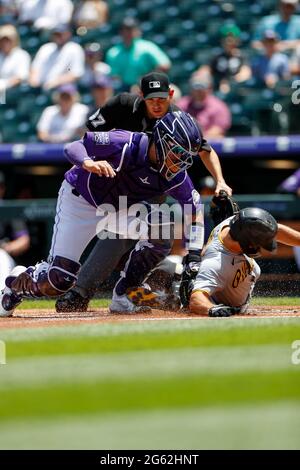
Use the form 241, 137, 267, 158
227, 102, 252, 136
17, 95, 41, 118
20, 36, 42, 57
0, 0, 290, 141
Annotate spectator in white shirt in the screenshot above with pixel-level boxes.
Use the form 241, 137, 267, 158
37, 83, 88, 143
17, 0, 73, 31
0, 24, 31, 91
29, 24, 85, 91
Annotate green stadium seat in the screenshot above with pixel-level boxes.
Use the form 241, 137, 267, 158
17, 95, 40, 118
20, 36, 42, 57
5, 86, 25, 107
191, 10, 210, 24
227, 102, 252, 136
136, 0, 152, 20
194, 47, 220, 66
76, 27, 102, 45
1, 121, 33, 143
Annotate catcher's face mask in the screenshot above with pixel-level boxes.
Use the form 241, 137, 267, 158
153, 111, 201, 181
155, 135, 194, 181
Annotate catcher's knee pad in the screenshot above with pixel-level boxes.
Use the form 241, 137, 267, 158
46, 256, 81, 295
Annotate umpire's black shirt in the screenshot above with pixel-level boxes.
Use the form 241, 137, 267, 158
86, 92, 211, 153
86, 92, 179, 135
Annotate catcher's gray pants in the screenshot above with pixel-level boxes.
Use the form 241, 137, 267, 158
74, 237, 135, 298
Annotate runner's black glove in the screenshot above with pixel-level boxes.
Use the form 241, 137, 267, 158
208, 304, 241, 317
179, 251, 202, 308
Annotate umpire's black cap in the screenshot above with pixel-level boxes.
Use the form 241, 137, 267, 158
140, 72, 170, 99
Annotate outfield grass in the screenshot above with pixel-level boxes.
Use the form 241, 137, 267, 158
0, 316, 300, 449
19, 296, 300, 310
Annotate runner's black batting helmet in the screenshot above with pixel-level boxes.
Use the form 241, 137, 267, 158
229, 207, 278, 258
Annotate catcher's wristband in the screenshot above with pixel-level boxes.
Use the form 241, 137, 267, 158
186, 222, 204, 252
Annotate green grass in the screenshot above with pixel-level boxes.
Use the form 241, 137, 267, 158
252, 297, 300, 306
3, 318, 300, 359
0, 309, 300, 449
20, 298, 110, 309
19, 296, 300, 310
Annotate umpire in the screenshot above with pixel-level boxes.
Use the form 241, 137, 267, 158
56, 71, 232, 312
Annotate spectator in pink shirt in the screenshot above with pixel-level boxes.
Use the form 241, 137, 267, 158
177, 74, 232, 138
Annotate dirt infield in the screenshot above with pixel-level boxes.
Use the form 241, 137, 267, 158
0, 305, 299, 329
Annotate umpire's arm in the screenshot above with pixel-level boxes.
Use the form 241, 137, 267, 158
199, 147, 232, 196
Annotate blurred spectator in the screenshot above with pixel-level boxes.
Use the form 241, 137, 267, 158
0, 24, 30, 92
17, 0, 73, 31
79, 42, 111, 88
29, 24, 85, 91
252, 0, 300, 51
0, 0, 17, 21
177, 74, 232, 138
37, 84, 88, 143
90, 75, 114, 113
290, 43, 300, 74
170, 83, 182, 105
73, 0, 108, 30
198, 24, 251, 94
277, 167, 300, 271
251, 30, 290, 88
198, 176, 216, 196
0, 171, 30, 290
106, 17, 171, 91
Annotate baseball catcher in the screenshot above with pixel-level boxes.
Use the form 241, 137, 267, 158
0, 111, 205, 317
55, 71, 232, 313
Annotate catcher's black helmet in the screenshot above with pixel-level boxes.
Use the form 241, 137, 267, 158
229, 207, 278, 258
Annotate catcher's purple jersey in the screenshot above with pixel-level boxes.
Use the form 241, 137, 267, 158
65, 130, 200, 212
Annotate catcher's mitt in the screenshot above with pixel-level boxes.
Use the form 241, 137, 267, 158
209, 190, 240, 227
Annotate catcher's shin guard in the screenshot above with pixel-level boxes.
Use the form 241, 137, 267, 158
114, 239, 171, 296
10, 256, 81, 298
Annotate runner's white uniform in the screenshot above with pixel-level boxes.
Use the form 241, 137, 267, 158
193, 216, 261, 311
